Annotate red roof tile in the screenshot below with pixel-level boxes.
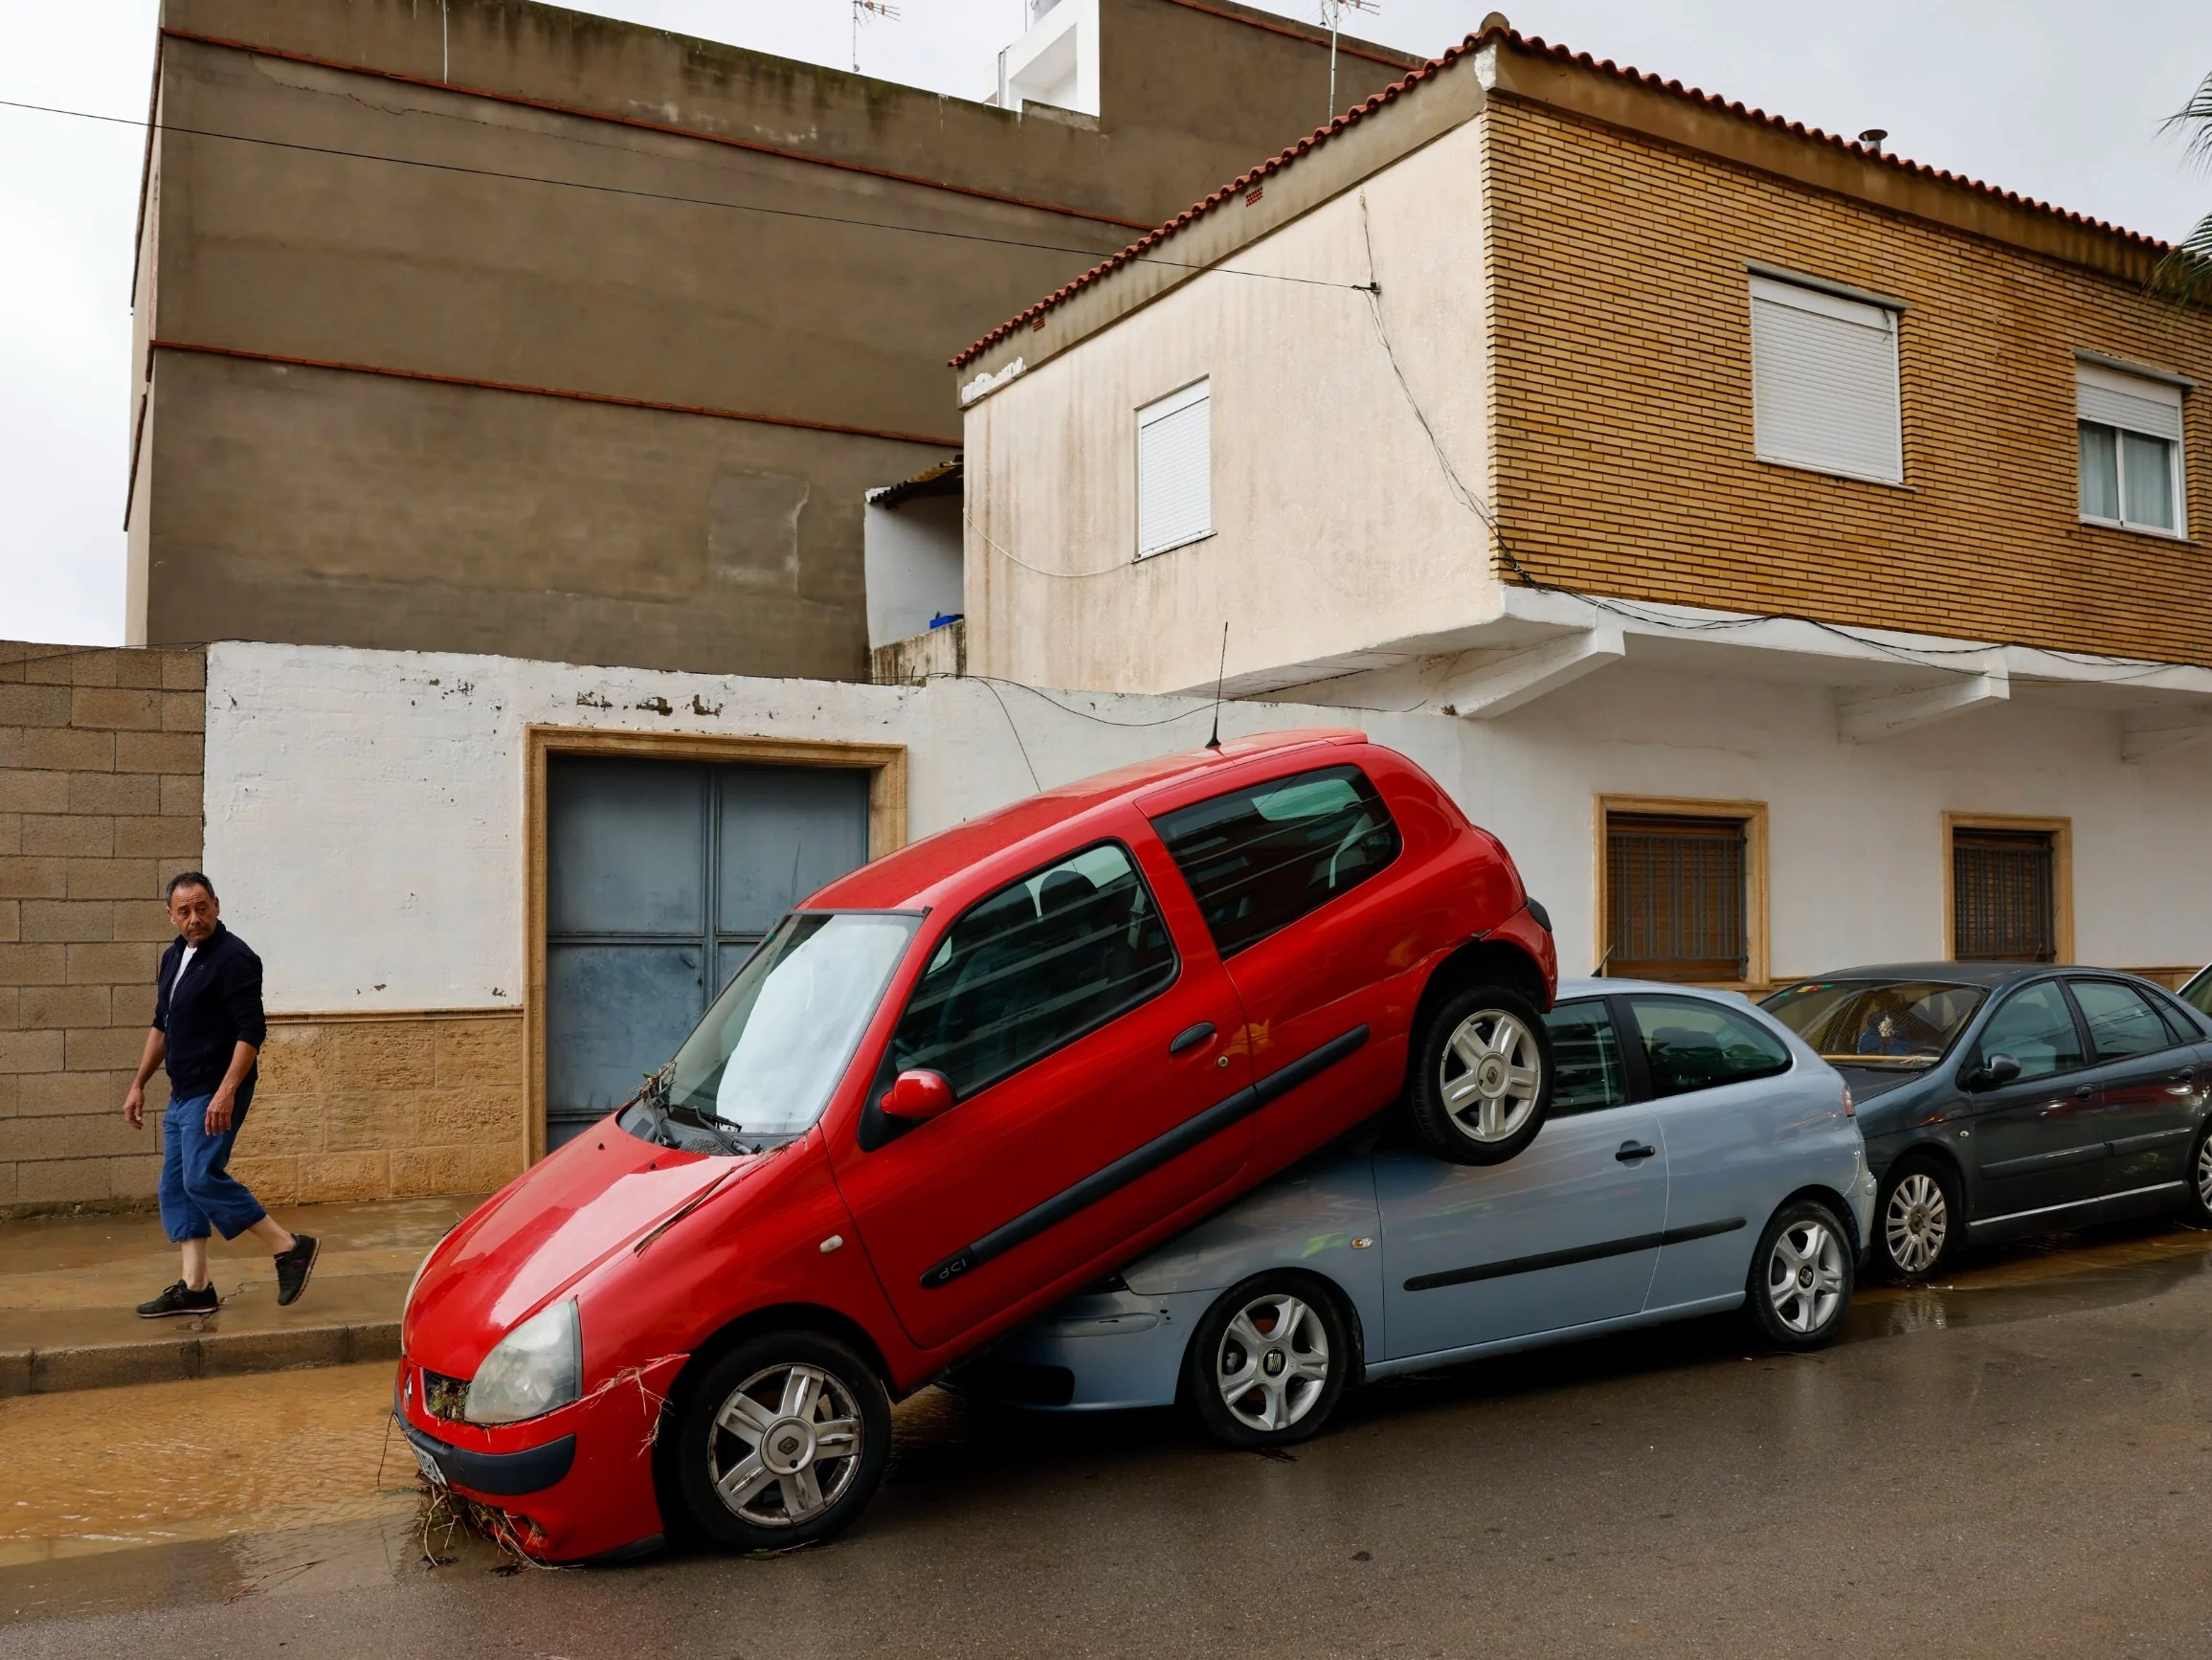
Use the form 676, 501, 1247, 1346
950, 25, 2174, 370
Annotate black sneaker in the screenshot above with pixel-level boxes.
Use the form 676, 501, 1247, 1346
138, 1280, 219, 1319
274, 1234, 319, 1307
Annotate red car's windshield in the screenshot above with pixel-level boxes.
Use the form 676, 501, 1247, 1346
664, 911, 918, 1142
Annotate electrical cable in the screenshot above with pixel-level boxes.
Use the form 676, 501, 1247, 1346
0, 95, 1375, 298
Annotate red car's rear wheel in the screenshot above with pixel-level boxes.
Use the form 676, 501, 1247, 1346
1404, 985, 1553, 1164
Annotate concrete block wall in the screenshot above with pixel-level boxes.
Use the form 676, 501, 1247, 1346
0, 642, 207, 1215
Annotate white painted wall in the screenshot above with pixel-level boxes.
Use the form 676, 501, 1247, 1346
862, 493, 963, 649
205, 642, 2212, 1016
962, 114, 1498, 697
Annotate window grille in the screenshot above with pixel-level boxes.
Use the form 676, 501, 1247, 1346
1604, 813, 1748, 982
1953, 828, 2055, 962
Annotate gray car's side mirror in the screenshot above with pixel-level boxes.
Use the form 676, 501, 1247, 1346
1966, 1052, 2022, 1091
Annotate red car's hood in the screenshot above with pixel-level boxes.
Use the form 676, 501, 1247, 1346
403, 1125, 756, 1375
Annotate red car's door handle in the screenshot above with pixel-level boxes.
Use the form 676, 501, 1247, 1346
1169, 1021, 1217, 1057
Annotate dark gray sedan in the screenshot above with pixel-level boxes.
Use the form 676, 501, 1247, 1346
1763, 964, 2212, 1279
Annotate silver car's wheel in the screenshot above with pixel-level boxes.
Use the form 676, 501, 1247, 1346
1765, 1216, 1846, 1335
1215, 1291, 1331, 1434
706, 1362, 864, 1528
1885, 1171, 1950, 1276
1437, 1009, 1544, 1146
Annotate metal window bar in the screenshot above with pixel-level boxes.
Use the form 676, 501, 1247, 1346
1952, 829, 2055, 962
1605, 814, 1748, 982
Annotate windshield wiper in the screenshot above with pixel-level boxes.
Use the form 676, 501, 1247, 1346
663, 1099, 750, 1156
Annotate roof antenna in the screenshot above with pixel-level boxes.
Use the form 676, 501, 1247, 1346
1206, 621, 1229, 751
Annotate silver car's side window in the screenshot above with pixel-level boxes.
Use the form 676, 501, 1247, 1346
1624, 997, 1793, 1100
1542, 999, 1630, 1116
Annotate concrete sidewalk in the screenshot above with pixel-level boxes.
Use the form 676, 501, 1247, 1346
0, 1194, 483, 1396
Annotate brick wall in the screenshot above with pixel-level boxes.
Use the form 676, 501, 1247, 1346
1483, 97, 2212, 663
0, 642, 207, 1215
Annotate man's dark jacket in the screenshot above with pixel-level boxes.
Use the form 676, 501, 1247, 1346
153, 923, 268, 1097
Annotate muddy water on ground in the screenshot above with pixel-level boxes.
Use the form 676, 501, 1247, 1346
0, 1361, 417, 1566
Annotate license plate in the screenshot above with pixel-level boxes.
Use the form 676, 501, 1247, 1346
413, 1443, 449, 1488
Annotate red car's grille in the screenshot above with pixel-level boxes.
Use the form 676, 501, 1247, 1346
421, 1367, 470, 1422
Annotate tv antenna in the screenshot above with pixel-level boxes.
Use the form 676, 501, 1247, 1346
852, 0, 900, 74
1318, 0, 1381, 126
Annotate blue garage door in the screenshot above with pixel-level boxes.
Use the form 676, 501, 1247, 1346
545, 757, 872, 1149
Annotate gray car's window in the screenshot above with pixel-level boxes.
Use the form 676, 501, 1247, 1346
1974, 981, 2086, 1081
2069, 979, 2176, 1061
1625, 997, 1792, 1099
888, 841, 1176, 1101
1151, 765, 1401, 958
1543, 999, 1629, 1115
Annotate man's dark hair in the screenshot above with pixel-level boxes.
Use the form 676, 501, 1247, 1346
166, 871, 217, 903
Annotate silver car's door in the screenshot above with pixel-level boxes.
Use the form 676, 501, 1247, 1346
1623, 992, 1832, 1312
1376, 997, 1667, 1360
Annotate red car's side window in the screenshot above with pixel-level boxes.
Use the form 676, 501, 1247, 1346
1150, 765, 1402, 958
886, 841, 1178, 1102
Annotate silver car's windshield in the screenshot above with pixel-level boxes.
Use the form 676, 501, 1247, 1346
660, 910, 917, 1145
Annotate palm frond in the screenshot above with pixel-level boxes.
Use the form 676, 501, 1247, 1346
2162, 69, 2212, 166
2152, 210, 2212, 307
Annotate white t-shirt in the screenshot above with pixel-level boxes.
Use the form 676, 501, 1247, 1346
172, 944, 198, 998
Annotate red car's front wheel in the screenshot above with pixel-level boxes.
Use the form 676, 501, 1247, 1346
673, 1330, 891, 1553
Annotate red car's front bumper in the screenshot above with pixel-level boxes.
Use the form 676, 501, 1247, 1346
394, 1352, 687, 1563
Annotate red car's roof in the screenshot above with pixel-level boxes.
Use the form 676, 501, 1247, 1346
811, 729, 1368, 911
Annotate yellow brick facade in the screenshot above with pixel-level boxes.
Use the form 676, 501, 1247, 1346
1482, 95, 2212, 663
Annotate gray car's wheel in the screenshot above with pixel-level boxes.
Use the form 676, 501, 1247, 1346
1182, 1273, 1352, 1450
1876, 1156, 1961, 1281
673, 1330, 891, 1553
1403, 984, 1553, 1166
1743, 1197, 1853, 1350
2183, 1119, 2212, 1227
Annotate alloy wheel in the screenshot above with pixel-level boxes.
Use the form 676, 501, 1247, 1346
1766, 1216, 1846, 1335
1216, 1292, 1331, 1432
2197, 1135, 2212, 1212
1438, 1009, 1543, 1145
1885, 1172, 1949, 1275
706, 1362, 864, 1527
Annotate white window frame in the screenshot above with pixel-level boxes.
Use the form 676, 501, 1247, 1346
1746, 268, 1906, 487
2074, 357, 2189, 540
1134, 378, 1213, 560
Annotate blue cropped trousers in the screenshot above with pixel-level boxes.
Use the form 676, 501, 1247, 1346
158, 1086, 266, 1243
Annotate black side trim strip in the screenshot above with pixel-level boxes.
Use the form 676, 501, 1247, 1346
1404, 1217, 1745, 1293
400, 1419, 577, 1497
1979, 1140, 2110, 1179
920, 1025, 1370, 1290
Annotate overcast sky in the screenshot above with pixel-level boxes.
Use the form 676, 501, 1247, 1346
2, 1, 2207, 646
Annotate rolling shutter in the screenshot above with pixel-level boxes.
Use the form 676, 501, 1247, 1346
1750, 275, 1903, 484
1136, 380, 1212, 558
2075, 363, 2183, 442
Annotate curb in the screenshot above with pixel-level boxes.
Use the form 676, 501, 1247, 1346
0, 1320, 402, 1398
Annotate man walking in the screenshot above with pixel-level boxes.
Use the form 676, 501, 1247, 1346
123, 872, 317, 1317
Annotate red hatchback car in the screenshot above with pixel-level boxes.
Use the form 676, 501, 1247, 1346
397, 730, 1555, 1559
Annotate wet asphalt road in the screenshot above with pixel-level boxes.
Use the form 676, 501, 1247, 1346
11, 1223, 2212, 1659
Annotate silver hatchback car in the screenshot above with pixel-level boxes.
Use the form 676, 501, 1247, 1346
959, 978, 1874, 1447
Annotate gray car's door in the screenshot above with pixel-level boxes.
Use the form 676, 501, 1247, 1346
2066, 977, 2201, 1198
1965, 978, 2104, 1224
1376, 998, 1667, 1361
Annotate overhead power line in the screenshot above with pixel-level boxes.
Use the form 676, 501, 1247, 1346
0, 95, 1374, 297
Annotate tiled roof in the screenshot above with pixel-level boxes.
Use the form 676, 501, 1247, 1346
951, 24, 2174, 370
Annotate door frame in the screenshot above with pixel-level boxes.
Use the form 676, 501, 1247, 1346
524, 726, 908, 1162
1941, 812, 2073, 966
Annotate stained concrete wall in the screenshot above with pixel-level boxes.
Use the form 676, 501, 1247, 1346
0, 644, 207, 1216
133, 0, 1419, 675
188, 639, 2212, 1201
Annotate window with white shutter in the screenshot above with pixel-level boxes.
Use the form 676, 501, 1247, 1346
1748, 273, 1904, 485
2076, 360, 2186, 536
1135, 380, 1212, 559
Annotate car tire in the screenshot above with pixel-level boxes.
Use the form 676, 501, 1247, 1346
1743, 1197, 1854, 1350
1875, 1155, 1962, 1282
2182, 1119, 2212, 1228
1403, 983, 1553, 1165
1182, 1273, 1352, 1450
672, 1330, 892, 1554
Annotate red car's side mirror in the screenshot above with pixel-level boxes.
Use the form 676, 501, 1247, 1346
881, 1068, 955, 1122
